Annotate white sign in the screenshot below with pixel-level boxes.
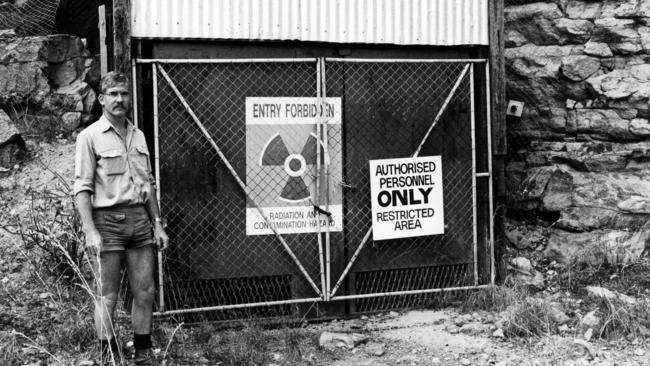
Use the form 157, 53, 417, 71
246, 97, 343, 235
369, 156, 444, 241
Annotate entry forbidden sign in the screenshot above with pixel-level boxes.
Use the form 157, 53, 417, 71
369, 156, 444, 241
245, 97, 343, 235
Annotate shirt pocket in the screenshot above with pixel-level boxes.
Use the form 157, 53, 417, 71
98, 149, 126, 176
130, 145, 151, 173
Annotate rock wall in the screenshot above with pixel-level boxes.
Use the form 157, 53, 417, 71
505, 0, 650, 264
0, 30, 99, 170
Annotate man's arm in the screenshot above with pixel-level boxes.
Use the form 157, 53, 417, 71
76, 191, 102, 253
146, 188, 169, 250
74, 132, 102, 252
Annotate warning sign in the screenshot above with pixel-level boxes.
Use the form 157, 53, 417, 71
369, 156, 444, 241
246, 97, 343, 235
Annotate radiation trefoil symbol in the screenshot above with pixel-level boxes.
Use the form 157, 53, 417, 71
259, 132, 329, 203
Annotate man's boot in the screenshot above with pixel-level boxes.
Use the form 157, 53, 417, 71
133, 348, 157, 366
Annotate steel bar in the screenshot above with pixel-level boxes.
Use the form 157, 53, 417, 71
316, 58, 327, 300
330, 285, 492, 301
321, 58, 332, 301
325, 58, 488, 63
153, 297, 322, 316
151, 63, 165, 313
485, 62, 496, 286
470, 63, 478, 286
135, 58, 318, 64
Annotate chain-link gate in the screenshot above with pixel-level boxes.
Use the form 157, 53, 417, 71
135, 57, 494, 318
322, 59, 494, 312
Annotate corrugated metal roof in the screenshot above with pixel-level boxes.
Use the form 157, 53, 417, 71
131, 0, 489, 46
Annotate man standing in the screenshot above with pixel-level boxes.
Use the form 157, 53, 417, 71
74, 71, 168, 365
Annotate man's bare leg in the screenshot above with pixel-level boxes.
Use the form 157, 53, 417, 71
93, 251, 123, 339
126, 244, 155, 333
126, 244, 156, 363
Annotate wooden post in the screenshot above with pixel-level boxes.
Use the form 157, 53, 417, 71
489, 0, 507, 282
112, 0, 131, 74
98, 5, 108, 76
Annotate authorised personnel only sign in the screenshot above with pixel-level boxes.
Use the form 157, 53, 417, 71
369, 156, 444, 240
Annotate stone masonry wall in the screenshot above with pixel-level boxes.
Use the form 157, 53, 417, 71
0, 29, 99, 170
505, 0, 650, 264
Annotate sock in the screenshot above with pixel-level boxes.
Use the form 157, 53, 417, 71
133, 333, 152, 350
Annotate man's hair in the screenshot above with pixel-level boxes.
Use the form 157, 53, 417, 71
99, 71, 130, 94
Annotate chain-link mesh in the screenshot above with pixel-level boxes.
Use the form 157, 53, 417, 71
149, 59, 492, 317
324, 61, 480, 311
0, 0, 60, 36
155, 61, 323, 319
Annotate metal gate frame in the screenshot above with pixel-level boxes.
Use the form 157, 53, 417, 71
134, 57, 495, 315
320, 58, 496, 302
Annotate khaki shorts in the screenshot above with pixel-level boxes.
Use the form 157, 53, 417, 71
92, 205, 154, 252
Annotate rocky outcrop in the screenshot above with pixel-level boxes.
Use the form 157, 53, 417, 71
505, 0, 650, 264
0, 109, 25, 170
0, 32, 99, 139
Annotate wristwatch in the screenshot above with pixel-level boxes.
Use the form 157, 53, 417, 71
153, 217, 162, 223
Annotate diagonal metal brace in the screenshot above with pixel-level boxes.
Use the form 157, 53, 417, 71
156, 64, 322, 297
329, 63, 471, 298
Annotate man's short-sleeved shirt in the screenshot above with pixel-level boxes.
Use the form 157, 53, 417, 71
74, 115, 155, 208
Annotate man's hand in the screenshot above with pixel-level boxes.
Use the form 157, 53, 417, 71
84, 228, 103, 255
153, 222, 169, 250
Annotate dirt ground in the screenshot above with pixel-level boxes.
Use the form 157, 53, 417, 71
309, 310, 649, 366
1, 140, 649, 366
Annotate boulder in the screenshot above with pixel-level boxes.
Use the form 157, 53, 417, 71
561, 56, 601, 81
0, 35, 48, 63
61, 111, 81, 132
585, 286, 636, 304
567, 109, 633, 141
505, 29, 528, 48
592, 18, 642, 55
48, 57, 85, 88
0, 110, 18, 142
505, 3, 563, 22
584, 41, 613, 57
629, 118, 650, 137
526, 141, 639, 172
548, 302, 570, 325
555, 18, 594, 44
46, 35, 85, 63
48, 81, 94, 113
510, 257, 533, 272
545, 227, 649, 264
580, 310, 601, 330
0, 62, 49, 105
505, 221, 547, 250
508, 165, 556, 211
0, 110, 26, 169
571, 170, 650, 209
601, 0, 650, 19
506, 45, 591, 106
505, 3, 588, 46
566, 1, 602, 20
587, 64, 650, 101
540, 169, 573, 211
318, 332, 368, 349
